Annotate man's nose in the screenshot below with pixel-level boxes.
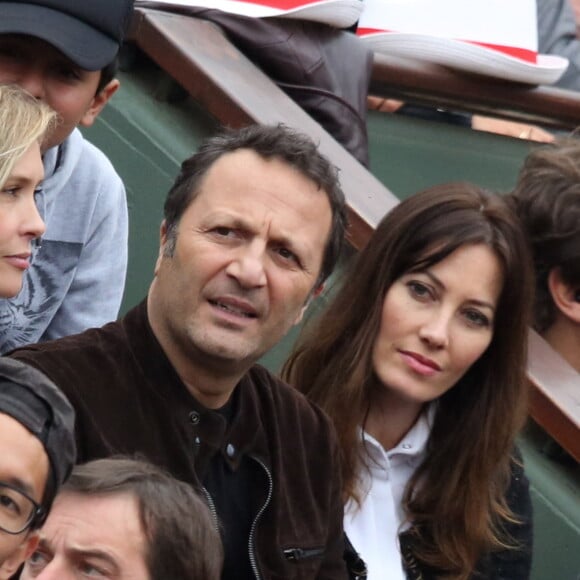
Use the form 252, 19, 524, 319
225, 245, 267, 288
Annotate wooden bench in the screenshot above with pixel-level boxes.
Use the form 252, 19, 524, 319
128, 7, 580, 461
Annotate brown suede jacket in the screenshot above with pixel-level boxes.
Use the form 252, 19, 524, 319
10, 300, 347, 580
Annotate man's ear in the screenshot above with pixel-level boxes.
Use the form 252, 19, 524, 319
154, 220, 169, 276
293, 283, 325, 326
79, 79, 120, 127
548, 268, 580, 323
0, 532, 39, 579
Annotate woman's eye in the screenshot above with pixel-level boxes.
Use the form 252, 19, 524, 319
407, 281, 433, 301
463, 309, 490, 328
1, 186, 19, 198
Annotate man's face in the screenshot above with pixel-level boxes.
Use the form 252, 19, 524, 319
0, 35, 118, 151
21, 491, 150, 580
149, 149, 332, 392
0, 413, 49, 579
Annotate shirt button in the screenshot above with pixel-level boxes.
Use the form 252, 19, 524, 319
189, 411, 200, 425
402, 443, 412, 450
226, 443, 235, 458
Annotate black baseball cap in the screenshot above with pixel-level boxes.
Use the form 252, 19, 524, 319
0, 0, 135, 71
0, 357, 76, 517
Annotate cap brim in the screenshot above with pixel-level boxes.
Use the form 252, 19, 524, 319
0, 3, 118, 71
138, 0, 364, 28
360, 32, 569, 85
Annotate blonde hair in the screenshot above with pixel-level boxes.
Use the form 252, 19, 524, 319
0, 84, 56, 188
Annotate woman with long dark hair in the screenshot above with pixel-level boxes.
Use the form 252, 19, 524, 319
284, 183, 534, 580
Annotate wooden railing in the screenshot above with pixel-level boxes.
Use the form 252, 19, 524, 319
128, 8, 580, 461
371, 53, 580, 130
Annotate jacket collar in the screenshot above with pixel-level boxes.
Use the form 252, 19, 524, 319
123, 300, 270, 472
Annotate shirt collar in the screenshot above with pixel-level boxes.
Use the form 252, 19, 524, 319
360, 404, 435, 460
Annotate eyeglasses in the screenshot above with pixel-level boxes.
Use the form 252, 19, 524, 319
0, 482, 43, 535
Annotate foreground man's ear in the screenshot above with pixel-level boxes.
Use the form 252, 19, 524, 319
154, 220, 170, 277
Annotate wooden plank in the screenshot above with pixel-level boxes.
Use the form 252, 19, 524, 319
129, 8, 399, 249
371, 53, 580, 130
527, 331, 580, 462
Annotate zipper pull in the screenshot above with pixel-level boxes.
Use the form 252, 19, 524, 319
283, 547, 324, 561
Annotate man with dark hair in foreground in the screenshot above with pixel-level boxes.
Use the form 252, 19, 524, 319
21, 457, 223, 579
11, 124, 350, 579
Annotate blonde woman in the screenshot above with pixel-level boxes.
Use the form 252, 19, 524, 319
0, 84, 54, 298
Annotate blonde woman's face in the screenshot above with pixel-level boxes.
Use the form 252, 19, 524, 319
372, 244, 503, 405
0, 142, 45, 298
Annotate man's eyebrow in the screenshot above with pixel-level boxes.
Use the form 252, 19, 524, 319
204, 213, 306, 255
68, 547, 121, 574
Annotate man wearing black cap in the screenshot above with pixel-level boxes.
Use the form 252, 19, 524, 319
0, 357, 76, 579
0, 0, 134, 353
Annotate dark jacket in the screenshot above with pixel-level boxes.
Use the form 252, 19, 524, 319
10, 300, 347, 580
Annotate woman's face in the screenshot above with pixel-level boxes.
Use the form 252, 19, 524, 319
372, 243, 503, 405
0, 141, 45, 298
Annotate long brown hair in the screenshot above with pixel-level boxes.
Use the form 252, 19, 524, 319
283, 183, 533, 578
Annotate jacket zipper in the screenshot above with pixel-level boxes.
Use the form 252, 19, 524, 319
201, 486, 220, 534
283, 546, 325, 561
248, 455, 273, 580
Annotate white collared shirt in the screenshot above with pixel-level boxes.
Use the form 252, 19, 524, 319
344, 408, 434, 580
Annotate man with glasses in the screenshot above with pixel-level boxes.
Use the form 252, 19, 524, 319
0, 358, 75, 579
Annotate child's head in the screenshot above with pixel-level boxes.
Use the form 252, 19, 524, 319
0, 0, 134, 149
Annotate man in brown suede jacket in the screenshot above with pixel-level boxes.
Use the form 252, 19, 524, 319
10, 124, 349, 580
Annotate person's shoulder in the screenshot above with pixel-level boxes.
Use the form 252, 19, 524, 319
247, 364, 336, 436
61, 129, 123, 188
8, 320, 127, 387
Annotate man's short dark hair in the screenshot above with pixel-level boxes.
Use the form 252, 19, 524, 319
510, 137, 580, 332
163, 124, 348, 286
63, 458, 223, 580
